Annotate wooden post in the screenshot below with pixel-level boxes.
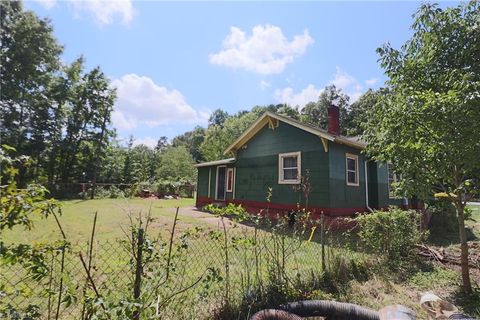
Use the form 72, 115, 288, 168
133, 228, 144, 320
321, 213, 325, 271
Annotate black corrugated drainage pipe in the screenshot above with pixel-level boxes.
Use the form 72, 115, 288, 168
251, 300, 380, 320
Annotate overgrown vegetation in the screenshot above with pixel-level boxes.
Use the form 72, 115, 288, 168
364, 0, 480, 292
355, 207, 427, 269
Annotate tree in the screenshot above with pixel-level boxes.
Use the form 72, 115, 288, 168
0, 2, 116, 195
156, 146, 196, 182
172, 127, 205, 162
347, 89, 387, 136
155, 136, 168, 152
276, 104, 301, 120
200, 111, 258, 161
0, 0, 62, 186
208, 109, 230, 127
300, 85, 351, 135
364, 1, 480, 293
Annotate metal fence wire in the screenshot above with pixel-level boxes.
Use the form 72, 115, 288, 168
0, 218, 348, 320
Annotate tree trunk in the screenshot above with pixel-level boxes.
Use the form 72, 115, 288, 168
455, 201, 472, 294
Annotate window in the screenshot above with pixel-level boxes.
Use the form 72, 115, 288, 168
387, 163, 401, 198
278, 152, 301, 184
226, 168, 234, 192
346, 153, 359, 186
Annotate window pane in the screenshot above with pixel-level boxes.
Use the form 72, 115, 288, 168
347, 158, 356, 171
284, 168, 298, 180
283, 156, 297, 168
347, 171, 357, 184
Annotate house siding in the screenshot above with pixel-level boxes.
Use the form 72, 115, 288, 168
376, 163, 403, 208
234, 122, 330, 209
197, 167, 210, 198
328, 143, 366, 210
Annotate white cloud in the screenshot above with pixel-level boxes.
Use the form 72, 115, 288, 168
330, 66, 357, 89
274, 84, 323, 108
111, 74, 208, 131
72, 0, 135, 25
274, 67, 380, 106
133, 137, 158, 149
365, 77, 379, 86
111, 110, 136, 131
329, 67, 364, 102
34, 0, 57, 9
260, 80, 271, 90
209, 25, 314, 75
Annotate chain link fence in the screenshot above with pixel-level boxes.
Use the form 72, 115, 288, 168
1, 216, 356, 320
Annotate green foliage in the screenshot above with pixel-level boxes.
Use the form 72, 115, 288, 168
364, 1, 480, 201
347, 89, 386, 136
409, 266, 458, 290
356, 207, 427, 265
364, 1, 480, 291
1, 1, 116, 192
200, 112, 259, 161
428, 198, 458, 233
203, 203, 248, 219
0, 145, 65, 319
156, 146, 196, 183
1, 146, 57, 230
171, 126, 205, 163
300, 85, 351, 135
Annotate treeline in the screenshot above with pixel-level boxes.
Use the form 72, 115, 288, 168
0, 2, 196, 195
1, 1, 115, 191
1, 1, 377, 197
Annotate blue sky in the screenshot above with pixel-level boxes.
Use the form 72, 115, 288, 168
26, 0, 453, 147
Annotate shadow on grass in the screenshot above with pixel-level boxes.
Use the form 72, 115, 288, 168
452, 288, 480, 318
427, 214, 478, 247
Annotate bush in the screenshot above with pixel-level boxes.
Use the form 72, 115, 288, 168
356, 207, 427, 265
427, 198, 458, 234
79, 186, 125, 199
203, 203, 248, 220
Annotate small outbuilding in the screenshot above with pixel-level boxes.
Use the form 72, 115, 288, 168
195, 105, 416, 218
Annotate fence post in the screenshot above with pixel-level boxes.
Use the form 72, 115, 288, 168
133, 228, 144, 320
321, 213, 325, 271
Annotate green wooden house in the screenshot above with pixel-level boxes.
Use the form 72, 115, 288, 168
195, 105, 414, 218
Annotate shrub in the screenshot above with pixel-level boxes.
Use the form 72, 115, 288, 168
203, 203, 248, 220
356, 207, 427, 265
79, 186, 125, 199
427, 198, 458, 234
107, 185, 125, 198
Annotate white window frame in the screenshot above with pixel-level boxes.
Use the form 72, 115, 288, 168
346, 153, 359, 186
387, 163, 401, 199
226, 168, 234, 192
278, 152, 301, 184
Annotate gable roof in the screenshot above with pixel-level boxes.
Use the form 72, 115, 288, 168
223, 111, 366, 156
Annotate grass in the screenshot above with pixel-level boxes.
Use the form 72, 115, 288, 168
466, 203, 480, 237
2, 197, 200, 244
2, 199, 480, 319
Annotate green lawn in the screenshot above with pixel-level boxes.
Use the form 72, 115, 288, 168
3, 197, 201, 245
3, 199, 479, 319
466, 203, 480, 238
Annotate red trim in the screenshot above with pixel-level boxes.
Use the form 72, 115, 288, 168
196, 196, 367, 217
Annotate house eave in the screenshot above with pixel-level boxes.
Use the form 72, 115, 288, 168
223, 111, 336, 156
193, 158, 236, 168
223, 111, 366, 155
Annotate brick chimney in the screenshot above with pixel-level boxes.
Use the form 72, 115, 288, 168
327, 104, 340, 135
